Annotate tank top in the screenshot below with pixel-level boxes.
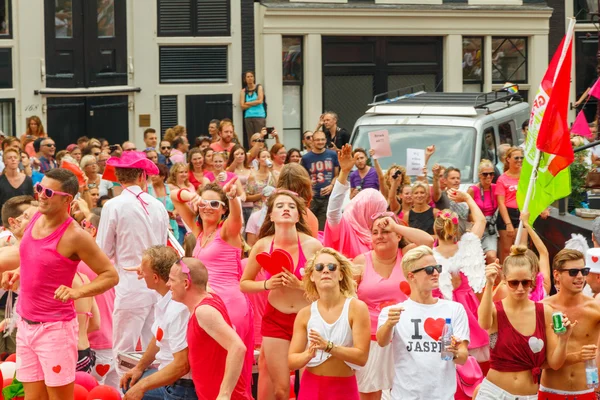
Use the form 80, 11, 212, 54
187, 294, 250, 400
18, 212, 79, 322
244, 87, 266, 119
489, 301, 546, 383
188, 170, 204, 190
409, 207, 435, 234
268, 235, 307, 280
356, 250, 407, 336
470, 184, 497, 217
306, 297, 361, 369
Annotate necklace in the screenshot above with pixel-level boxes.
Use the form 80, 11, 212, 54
200, 228, 217, 248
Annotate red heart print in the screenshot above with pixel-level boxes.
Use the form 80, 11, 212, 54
377, 300, 397, 312
156, 327, 164, 342
95, 364, 110, 377
52, 365, 61, 374
593, 256, 599, 263
399, 281, 411, 296
423, 318, 445, 341
256, 249, 294, 276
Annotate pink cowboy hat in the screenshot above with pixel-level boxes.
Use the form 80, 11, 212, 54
106, 150, 159, 175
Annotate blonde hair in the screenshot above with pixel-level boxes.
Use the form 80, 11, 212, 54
385, 164, 411, 188
167, 162, 190, 186
163, 128, 176, 143
303, 247, 357, 301
503, 245, 535, 284
503, 147, 523, 173
478, 159, 494, 173
433, 209, 459, 241
402, 245, 434, 276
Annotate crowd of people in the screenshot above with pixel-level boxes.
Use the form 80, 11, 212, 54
0, 111, 599, 400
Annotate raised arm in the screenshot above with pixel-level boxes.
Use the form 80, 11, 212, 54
432, 164, 443, 203
221, 177, 244, 242
478, 263, 499, 331
170, 188, 201, 237
520, 211, 550, 294
326, 144, 353, 227
449, 190, 486, 238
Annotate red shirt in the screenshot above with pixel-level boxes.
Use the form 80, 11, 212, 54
187, 294, 251, 400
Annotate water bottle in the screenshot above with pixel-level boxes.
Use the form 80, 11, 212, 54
586, 359, 599, 388
440, 318, 454, 361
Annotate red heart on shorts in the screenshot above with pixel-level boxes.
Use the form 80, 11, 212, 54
256, 249, 294, 276
424, 318, 445, 341
399, 281, 411, 296
52, 365, 61, 374
156, 327, 164, 342
593, 256, 599, 263
96, 364, 110, 377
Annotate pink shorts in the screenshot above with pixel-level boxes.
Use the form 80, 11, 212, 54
298, 370, 359, 400
16, 318, 78, 387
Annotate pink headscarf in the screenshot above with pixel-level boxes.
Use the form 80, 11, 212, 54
324, 188, 388, 259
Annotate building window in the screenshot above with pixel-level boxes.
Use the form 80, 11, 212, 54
0, 0, 9, 38
0, 99, 15, 136
575, 0, 598, 22
492, 37, 527, 84
157, 0, 230, 37
0, 48, 11, 88
282, 37, 303, 141
159, 46, 228, 84
463, 37, 483, 92
160, 95, 178, 136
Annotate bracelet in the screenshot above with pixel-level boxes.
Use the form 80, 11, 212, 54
176, 188, 191, 203
325, 341, 334, 353
264, 280, 269, 291
227, 194, 236, 200
506, 222, 513, 226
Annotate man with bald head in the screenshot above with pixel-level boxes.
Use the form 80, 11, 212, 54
169, 258, 251, 400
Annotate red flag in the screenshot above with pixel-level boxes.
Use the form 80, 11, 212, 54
60, 160, 86, 187
590, 78, 600, 99
571, 111, 593, 139
535, 33, 574, 175
102, 164, 118, 183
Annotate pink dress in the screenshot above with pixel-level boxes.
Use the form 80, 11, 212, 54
193, 227, 253, 396
356, 250, 408, 338
434, 233, 489, 351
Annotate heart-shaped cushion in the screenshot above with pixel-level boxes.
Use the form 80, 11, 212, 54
528, 336, 544, 353
256, 249, 294, 277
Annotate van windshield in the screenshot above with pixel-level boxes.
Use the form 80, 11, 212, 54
352, 125, 477, 182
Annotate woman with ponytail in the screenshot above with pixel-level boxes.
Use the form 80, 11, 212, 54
432, 190, 490, 372
171, 181, 254, 398
477, 246, 574, 399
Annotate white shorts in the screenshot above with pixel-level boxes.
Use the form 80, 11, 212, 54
476, 378, 537, 400
356, 341, 394, 393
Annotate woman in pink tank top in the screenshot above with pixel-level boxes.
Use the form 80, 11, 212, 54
241, 190, 322, 400
477, 246, 574, 399
171, 180, 254, 399
353, 213, 433, 400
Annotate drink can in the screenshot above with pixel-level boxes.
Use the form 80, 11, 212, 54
552, 312, 566, 334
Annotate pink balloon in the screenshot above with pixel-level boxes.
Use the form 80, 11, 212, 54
75, 371, 98, 392
74, 383, 89, 400
87, 385, 121, 400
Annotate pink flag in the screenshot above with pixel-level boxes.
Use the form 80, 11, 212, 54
590, 78, 600, 99
571, 111, 593, 139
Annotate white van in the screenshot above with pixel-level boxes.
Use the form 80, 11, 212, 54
350, 89, 530, 185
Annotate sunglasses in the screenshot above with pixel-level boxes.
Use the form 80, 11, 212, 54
557, 267, 591, 277
178, 258, 192, 282
513, 156, 524, 161
481, 172, 494, 177
315, 263, 338, 272
506, 279, 534, 290
161, 146, 171, 150
252, 139, 265, 143
198, 199, 226, 209
304, 135, 313, 140
43, 143, 56, 147
124, 148, 137, 152
412, 265, 443, 275
35, 183, 72, 198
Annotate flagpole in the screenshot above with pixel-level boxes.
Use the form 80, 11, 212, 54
515, 149, 541, 245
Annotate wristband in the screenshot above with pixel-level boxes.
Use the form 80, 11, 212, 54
264, 280, 268, 290
177, 188, 191, 203
506, 222, 512, 226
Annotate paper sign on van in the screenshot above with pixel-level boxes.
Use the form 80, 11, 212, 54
368, 129, 392, 159
407, 148, 425, 176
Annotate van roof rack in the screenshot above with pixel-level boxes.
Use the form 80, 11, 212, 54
369, 85, 523, 112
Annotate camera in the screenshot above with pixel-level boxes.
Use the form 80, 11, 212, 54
265, 127, 274, 139
109, 145, 119, 153
393, 170, 402, 180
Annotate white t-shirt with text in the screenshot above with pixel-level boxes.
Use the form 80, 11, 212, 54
378, 298, 470, 400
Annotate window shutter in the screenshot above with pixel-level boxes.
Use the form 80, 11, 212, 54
157, 0, 193, 36
160, 96, 178, 135
196, 0, 230, 37
159, 46, 228, 84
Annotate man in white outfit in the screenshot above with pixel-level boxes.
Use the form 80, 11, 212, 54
96, 151, 169, 379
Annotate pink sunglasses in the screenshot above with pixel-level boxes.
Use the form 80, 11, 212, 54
35, 183, 72, 198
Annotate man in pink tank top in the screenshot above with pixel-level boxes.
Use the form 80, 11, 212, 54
169, 257, 251, 400
1, 169, 118, 400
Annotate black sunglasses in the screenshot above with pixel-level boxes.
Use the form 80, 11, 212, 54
315, 263, 338, 272
506, 279, 533, 290
412, 265, 442, 275
252, 139, 265, 143
481, 172, 494, 177
43, 143, 56, 147
514, 156, 524, 161
558, 267, 591, 277
161, 146, 171, 150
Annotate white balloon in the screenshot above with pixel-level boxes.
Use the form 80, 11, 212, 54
0, 361, 16, 379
